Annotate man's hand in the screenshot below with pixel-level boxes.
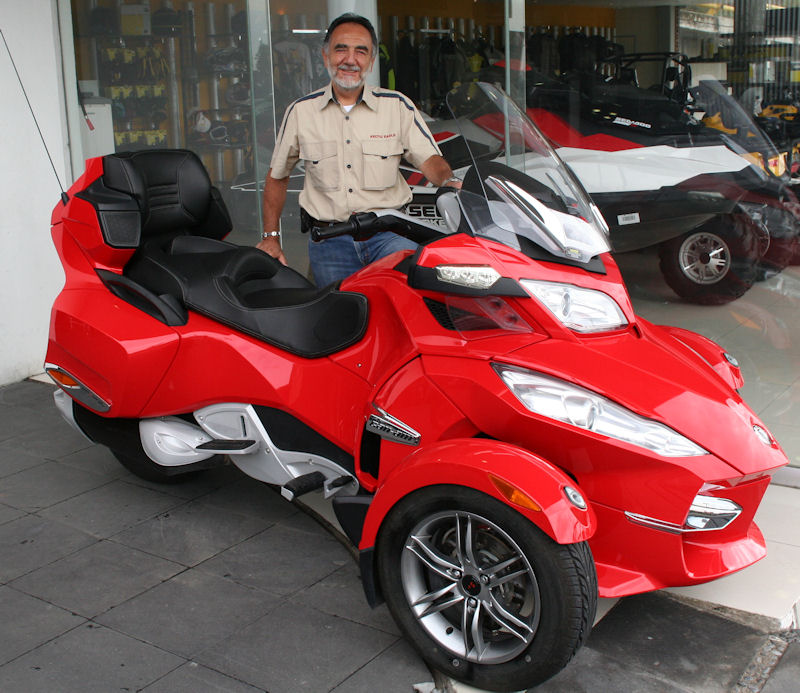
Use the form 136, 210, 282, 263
256, 236, 288, 265
420, 155, 461, 189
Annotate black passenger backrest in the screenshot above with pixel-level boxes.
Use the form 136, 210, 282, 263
101, 149, 232, 244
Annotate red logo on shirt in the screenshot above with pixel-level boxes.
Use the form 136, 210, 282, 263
370, 133, 397, 139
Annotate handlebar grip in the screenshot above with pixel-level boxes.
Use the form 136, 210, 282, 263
310, 220, 356, 241
309, 212, 378, 242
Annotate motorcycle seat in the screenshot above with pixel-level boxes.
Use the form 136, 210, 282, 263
98, 149, 368, 358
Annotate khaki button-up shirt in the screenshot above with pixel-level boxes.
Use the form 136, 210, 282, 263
270, 83, 442, 222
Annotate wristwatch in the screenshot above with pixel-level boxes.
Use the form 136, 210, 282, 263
261, 230, 280, 239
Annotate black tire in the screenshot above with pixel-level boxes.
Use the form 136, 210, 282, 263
756, 205, 800, 279
71, 401, 214, 484
658, 214, 760, 305
376, 485, 597, 692
111, 449, 204, 484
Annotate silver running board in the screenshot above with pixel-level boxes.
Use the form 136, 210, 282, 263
139, 403, 358, 498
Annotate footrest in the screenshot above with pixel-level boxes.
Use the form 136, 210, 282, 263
281, 471, 326, 501
329, 475, 352, 489
196, 439, 257, 453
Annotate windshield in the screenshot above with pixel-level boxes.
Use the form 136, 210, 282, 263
445, 82, 611, 265
689, 78, 787, 180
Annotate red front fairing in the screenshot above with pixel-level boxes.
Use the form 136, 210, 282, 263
339, 251, 784, 597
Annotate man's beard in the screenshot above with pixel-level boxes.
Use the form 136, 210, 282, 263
328, 64, 365, 91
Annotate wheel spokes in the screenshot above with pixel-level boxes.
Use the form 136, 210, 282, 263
485, 593, 535, 643
469, 601, 489, 661
412, 582, 464, 619
489, 567, 529, 589
455, 513, 478, 569
406, 534, 460, 580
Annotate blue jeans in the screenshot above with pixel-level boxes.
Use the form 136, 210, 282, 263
308, 231, 418, 286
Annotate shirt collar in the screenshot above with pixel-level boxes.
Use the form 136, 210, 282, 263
320, 82, 377, 111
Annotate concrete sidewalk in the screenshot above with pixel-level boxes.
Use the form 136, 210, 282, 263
0, 379, 798, 693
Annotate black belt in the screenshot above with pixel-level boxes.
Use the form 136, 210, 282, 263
300, 208, 336, 233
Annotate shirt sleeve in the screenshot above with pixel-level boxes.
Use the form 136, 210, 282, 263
269, 102, 301, 178
401, 100, 442, 170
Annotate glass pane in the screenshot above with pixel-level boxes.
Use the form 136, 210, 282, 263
69, 0, 257, 246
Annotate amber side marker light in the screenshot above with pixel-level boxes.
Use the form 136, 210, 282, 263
46, 368, 80, 388
489, 474, 541, 511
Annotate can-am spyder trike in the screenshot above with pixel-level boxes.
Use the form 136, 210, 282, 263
45, 83, 786, 692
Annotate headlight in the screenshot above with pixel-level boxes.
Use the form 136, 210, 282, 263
520, 279, 627, 333
436, 265, 501, 290
493, 364, 708, 457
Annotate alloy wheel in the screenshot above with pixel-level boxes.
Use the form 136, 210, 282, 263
400, 509, 540, 664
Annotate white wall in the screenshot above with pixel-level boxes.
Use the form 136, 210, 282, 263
0, 0, 70, 385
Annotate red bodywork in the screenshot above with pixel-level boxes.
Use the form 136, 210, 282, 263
47, 156, 787, 599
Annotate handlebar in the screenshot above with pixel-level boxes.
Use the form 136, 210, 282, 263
310, 208, 447, 244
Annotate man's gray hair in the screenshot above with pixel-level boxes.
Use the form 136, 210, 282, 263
323, 12, 378, 57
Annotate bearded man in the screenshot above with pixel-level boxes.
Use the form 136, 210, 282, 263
257, 12, 461, 286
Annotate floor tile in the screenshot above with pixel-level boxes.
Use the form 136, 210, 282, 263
198, 521, 349, 597
291, 562, 400, 636
202, 475, 300, 523
0, 460, 111, 512
0, 381, 58, 409
140, 661, 264, 692
113, 499, 270, 566
122, 463, 244, 500
0, 446, 45, 480
196, 601, 397, 693
11, 539, 183, 618
96, 569, 279, 658
56, 443, 130, 481
0, 502, 24, 526
0, 402, 51, 445
0, 514, 96, 583
532, 644, 690, 693
0, 622, 184, 693
0, 586, 84, 665
38, 479, 185, 538
581, 592, 763, 693
0, 420, 92, 460
331, 638, 431, 693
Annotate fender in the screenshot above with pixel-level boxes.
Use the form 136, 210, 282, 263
360, 438, 596, 551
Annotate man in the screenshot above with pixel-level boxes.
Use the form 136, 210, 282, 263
257, 12, 461, 286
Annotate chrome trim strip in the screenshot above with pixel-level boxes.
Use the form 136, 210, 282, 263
366, 406, 421, 446
625, 512, 685, 535
626, 501, 741, 535
44, 363, 110, 413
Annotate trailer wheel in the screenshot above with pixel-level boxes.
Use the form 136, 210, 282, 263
376, 486, 596, 692
659, 215, 760, 304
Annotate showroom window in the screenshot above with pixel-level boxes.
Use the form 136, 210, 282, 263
67, 1, 799, 468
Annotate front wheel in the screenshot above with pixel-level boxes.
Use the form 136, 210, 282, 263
658, 215, 760, 304
376, 486, 597, 692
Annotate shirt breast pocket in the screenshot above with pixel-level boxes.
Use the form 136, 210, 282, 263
300, 141, 339, 191
362, 139, 403, 190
